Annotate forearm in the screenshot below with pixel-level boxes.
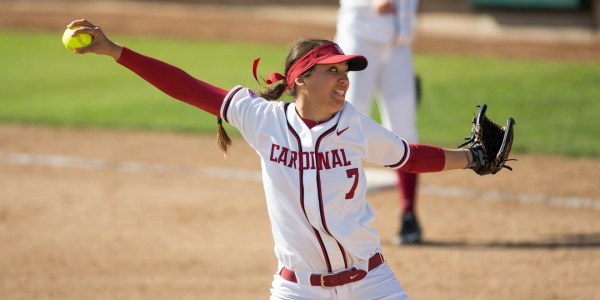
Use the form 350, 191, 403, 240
442, 149, 472, 171
398, 144, 471, 173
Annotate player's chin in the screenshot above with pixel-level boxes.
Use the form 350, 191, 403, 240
331, 97, 345, 111
332, 93, 345, 106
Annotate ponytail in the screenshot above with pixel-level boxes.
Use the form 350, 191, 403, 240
218, 39, 329, 156
216, 117, 232, 157
216, 82, 286, 158
259, 82, 288, 101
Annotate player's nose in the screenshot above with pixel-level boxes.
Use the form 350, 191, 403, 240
338, 74, 349, 86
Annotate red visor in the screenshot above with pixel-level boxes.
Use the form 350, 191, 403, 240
284, 43, 368, 88
253, 42, 368, 88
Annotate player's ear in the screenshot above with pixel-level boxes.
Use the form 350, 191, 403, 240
294, 77, 305, 87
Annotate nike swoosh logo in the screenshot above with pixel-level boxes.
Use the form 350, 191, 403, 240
337, 127, 350, 136
349, 274, 359, 280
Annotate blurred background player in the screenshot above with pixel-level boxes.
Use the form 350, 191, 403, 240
335, 0, 422, 244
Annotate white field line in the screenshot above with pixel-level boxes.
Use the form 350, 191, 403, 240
0, 152, 262, 182
1, 151, 599, 210
364, 169, 600, 210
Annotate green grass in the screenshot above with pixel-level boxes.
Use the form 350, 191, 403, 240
412, 54, 600, 157
0, 30, 286, 134
1, 30, 599, 157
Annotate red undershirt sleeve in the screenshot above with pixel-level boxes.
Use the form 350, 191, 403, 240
116, 47, 228, 117
399, 144, 446, 173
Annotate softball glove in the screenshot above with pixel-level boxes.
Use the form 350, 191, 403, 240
459, 104, 516, 175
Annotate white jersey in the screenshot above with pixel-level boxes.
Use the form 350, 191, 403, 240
337, 0, 419, 45
221, 86, 410, 274
335, 0, 420, 144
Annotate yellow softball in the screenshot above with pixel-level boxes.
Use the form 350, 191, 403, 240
62, 26, 93, 52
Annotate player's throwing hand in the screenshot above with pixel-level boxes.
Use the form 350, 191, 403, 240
66, 19, 123, 59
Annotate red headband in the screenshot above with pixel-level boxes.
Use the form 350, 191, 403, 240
253, 42, 368, 88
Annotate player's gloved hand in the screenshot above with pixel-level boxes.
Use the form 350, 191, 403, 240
459, 104, 516, 175
66, 19, 123, 59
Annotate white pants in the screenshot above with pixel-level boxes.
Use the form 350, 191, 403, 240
270, 263, 409, 300
335, 35, 419, 144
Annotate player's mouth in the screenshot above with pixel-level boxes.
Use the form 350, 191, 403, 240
334, 89, 346, 97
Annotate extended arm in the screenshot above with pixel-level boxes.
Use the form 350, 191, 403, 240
67, 19, 227, 116
399, 103, 516, 175
398, 144, 472, 173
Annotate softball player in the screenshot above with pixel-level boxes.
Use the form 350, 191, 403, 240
335, 0, 423, 244
68, 19, 476, 299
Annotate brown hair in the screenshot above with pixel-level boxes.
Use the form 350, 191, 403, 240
217, 38, 332, 156
259, 38, 331, 100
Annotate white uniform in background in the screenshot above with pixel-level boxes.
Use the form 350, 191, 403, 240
336, 0, 419, 143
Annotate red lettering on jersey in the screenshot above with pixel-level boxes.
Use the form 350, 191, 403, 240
340, 149, 351, 166
317, 152, 331, 170
331, 149, 343, 168
300, 152, 310, 170
288, 150, 298, 169
270, 144, 280, 162
277, 147, 289, 164
270, 143, 352, 171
